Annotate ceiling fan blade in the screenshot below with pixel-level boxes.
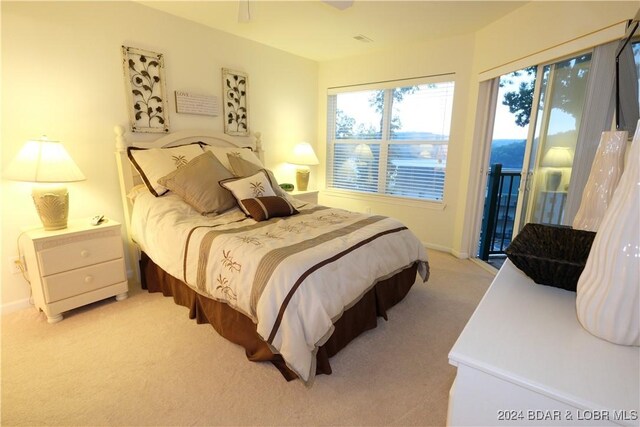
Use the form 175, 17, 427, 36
322, 0, 354, 10
238, 0, 251, 23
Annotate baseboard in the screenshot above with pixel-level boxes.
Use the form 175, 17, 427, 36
425, 242, 493, 275
470, 257, 499, 274
423, 242, 449, 254
451, 249, 470, 259
423, 242, 469, 259
2, 298, 32, 314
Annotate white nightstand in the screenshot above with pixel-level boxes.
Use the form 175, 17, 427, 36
289, 190, 318, 204
19, 218, 128, 323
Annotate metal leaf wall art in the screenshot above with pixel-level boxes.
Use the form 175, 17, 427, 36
222, 68, 249, 136
122, 46, 170, 133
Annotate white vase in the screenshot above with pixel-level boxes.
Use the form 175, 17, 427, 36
576, 122, 639, 346
572, 131, 628, 231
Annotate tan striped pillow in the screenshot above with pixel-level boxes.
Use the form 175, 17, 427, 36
240, 196, 299, 222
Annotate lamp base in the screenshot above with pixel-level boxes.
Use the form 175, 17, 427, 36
32, 185, 69, 230
546, 169, 562, 191
296, 168, 310, 191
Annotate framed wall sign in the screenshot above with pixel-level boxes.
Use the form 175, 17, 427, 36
222, 68, 249, 136
122, 46, 170, 133
175, 91, 219, 116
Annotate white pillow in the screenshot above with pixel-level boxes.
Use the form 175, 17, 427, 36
203, 145, 263, 172
227, 154, 287, 198
126, 184, 149, 203
219, 170, 277, 215
127, 143, 204, 196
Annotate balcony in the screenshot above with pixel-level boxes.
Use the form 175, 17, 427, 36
478, 164, 521, 269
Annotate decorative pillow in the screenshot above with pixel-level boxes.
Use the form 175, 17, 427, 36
240, 196, 299, 222
219, 170, 277, 215
203, 145, 263, 172
157, 151, 236, 214
227, 154, 287, 197
127, 143, 204, 196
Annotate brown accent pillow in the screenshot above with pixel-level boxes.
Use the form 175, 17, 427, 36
227, 154, 287, 197
157, 151, 236, 214
240, 196, 299, 222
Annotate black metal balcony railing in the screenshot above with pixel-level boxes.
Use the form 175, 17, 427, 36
478, 164, 521, 261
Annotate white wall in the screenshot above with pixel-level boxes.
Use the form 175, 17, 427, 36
1, 1, 317, 309
317, 33, 476, 255
474, 2, 636, 77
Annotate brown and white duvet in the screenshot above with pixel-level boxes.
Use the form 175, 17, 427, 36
131, 192, 429, 384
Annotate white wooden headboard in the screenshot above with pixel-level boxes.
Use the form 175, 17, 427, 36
113, 125, 263, 283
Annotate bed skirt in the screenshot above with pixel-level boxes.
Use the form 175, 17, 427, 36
140, 252, 421, 381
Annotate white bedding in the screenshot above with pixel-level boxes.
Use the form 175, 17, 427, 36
131, 192, 429, 384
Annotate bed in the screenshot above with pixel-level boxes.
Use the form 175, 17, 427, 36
114, 126, 430, 385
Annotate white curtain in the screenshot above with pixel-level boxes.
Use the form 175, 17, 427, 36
564, 41, 618, 225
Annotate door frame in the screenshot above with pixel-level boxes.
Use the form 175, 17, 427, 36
512, 63, 547, 234
468, 79, 500, 262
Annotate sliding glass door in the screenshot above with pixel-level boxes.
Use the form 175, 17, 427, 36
476, 51, 594, 268
518, 53, 592, 228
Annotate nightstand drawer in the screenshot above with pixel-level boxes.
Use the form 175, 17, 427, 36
43, 259, 126, 303
37, 235, 123, 276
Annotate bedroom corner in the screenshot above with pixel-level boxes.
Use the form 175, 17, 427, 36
2, 1, 638, 425
1, 1, 318, 313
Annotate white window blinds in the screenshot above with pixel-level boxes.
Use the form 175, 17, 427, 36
327, 79, 454, 201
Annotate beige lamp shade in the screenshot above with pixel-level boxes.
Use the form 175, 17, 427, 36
541, 146, 573, 191
4, 138, 86, 182
289, 142, 319, 191
542, 146, 574, 168
289, 142, 319, 166
354, 143, 374, 161
4, 137, 85, 230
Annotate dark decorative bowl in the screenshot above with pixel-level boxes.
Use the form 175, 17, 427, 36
279, 183, 294, 192
505, 223, 596, 292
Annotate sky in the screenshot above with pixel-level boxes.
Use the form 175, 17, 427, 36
491, 75, 531, 140
335, 82, 454, 137
492, 67, 583, 140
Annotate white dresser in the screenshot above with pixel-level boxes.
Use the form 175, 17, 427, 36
20, 218, 128, 323
448, 260, 639, 426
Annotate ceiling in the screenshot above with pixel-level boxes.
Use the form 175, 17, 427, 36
138, 1, 528, 62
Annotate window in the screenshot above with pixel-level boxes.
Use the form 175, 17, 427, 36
326, 78, 455, 201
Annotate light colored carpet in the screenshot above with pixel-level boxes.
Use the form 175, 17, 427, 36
1, 250, 494, 426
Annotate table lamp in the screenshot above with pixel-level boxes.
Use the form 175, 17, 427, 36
289, 142, 319, 191
4, 137, 86, 230
541, 146, 573, 191
354, 143, 373, 163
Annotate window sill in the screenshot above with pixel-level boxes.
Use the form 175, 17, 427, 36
322, 188, 447, 211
